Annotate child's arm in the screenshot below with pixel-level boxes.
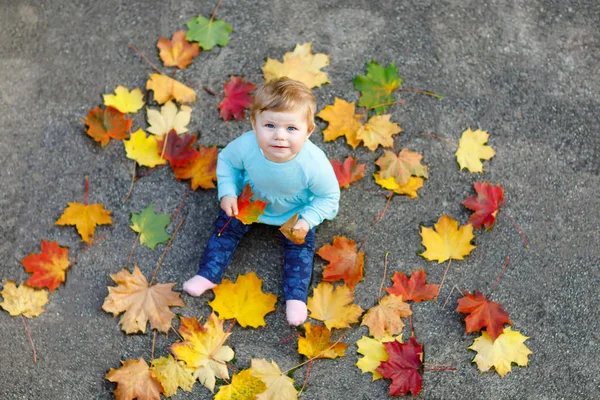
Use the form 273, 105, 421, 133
216, 139, 245, 200
299, 162, 341, 229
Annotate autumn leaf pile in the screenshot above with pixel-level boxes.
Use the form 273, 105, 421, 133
0, 4, 533, 400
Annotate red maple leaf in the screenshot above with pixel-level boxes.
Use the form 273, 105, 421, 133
385, 270, 439, 302
84, 106, 132, 146
377, 336, 423, 396
158, 130, 199, 167
330, 157, 366, 189
218, 76, 256, 121
236, 184, 268, 224
172, 146, 218, 190
456, 290, 512, 341
316, 236, 365, 290
21, 240, 70, 292
462, 182, 505, 230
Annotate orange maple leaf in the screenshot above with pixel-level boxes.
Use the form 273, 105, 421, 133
146, 73, 196, 105
331, 157, 366, 189
385, 270, 439, 302
21, 240, 70, 292
356, 114, 402, 151
298, 322, 347, 359
236, 184, 268, 225
105, 358, 164, 400
84, 106, 132, 147
316, 236, 365, 290
457, 291, 512, 341
172, 146, 218, 190
375, 149, 428, 186
279, 213, 306, 244
55, 202, 112, 243
361, 295, 412, 339
157, 30, 200, 69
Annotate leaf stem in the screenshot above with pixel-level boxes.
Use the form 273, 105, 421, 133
366, 99, 404, 111
209, 318, 236, 360
377, 252, 389, 303
395, 87, 444, 99
441, 284, 463, 311
150, 218, 185, 285
218, 217, 233, 236
297, 360, 313, 398
210, 0, 223, 23
499, 210, 530, 248
126, 233, 140, 270
357, 193, 393, 252
122, 161, 136, 204
20, 316, 37, 365
84, 175, 89, 205
151, 330, 156, 361
127, 44, 164, 75
173, 184, 191, 221
436, 259, 452, 301
489, 256, 510, 296
282, 334, 346, 375
420, 132, 458, 148
202, 86, 219, 96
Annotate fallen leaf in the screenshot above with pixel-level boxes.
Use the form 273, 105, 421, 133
219, 76, 256, 121
457, 290, 512, 341
455, 128, 496, 173
236, 184, 268, 225
0, 281, 49, 318
331, 157, 366, 189
468, 327, 532, 377
102, 265, 184, 334
360, 295, 412, 339
355, 335, 402, 381
316, 236, 365, 290
55, 202, 112, 243
375, 148, 428, 186
124, 129, 167, 168
298, 322, 347, 359
157, 30, 200, 69
376, 336, 423, 396
307, 282, 363, 330
185, 15, 232, 50
146, 74, 196, 105
214, 369, 266, 400
105, 358, 164, 400
353, 61, 402, 114
84, 106, 131, 146
209, 272, 277, 328
171, 145, 217, 190
316, 98, 363, 148
462, 182, 505, 230
357, 114, 402, 151
147, 101, 192, 136
21, 240, 70, 292
170, 313, 234, 393
157, 131, 199, 167
103, 86, 145, 114
251, 359, 297, 400
130, 204, 171, 250
279, 213, 305, 244
151, 355, 195, 397
262, 43, 329, 88
419, 214, 476, 263
373, 173, 424, 199
385, 270, 439, 302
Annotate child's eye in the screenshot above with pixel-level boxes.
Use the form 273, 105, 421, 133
265, 124, 275, 129
287, 126, 297, 131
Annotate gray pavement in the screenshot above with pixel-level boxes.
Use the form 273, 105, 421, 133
1, 0, 599, 399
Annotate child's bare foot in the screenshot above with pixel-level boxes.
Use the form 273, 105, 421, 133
182, 275, 216, 296
286, 300, 308, 326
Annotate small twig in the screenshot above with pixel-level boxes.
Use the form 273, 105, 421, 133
421, 132, 458, 148
128, 44, 164, 74
111, 141, 132, 175
366, 99, 405, 110
441, 284, 463, 311
210, 0, 223, 23
126, 233, 140, 269
150, 218, 186, 285
437, 259, 452, 300
203, 86, 219, 96
395, 87, 444, 99
151, 331, 157, 361
499, 211, 530, 248
423, 363, 452, 367
171, 325, 184, 341
357, 193, 393, 252
173, 185, 191, 221
20, 316, 37, 364
297, 360, 313, 398
422, 367, 458, 371
282, 334, 346, 375
489, 256, 510, 296
122, 161, 136, 204
134, 165, 167, 182
218, 217, 233, 236
377, 252, 390, 303
84, 176, 89, 205
279, 333, 300, 345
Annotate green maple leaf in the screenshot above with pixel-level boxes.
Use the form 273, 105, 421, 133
130, 204, 171, 250
353, 61, 402, 115
185, 15, 232, 50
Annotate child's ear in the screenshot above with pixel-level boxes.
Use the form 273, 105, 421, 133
306, 126, 315, 140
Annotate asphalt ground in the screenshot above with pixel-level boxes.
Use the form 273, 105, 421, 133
0, 0, 599, 399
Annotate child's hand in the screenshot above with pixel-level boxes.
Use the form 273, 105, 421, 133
292, 218, 310, 240
220, 196, 238, 217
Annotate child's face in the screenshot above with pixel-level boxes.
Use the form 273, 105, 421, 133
252, 109, 314, 163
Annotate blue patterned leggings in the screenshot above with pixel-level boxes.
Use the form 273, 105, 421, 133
196, 210, 316, 302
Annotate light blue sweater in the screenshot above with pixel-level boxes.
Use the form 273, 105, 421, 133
217, 131, 340, 229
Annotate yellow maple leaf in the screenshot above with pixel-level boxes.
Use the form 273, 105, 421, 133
298, 322, 347, 359
375, 148, 428, 186
209, 271, 277, 328
262, 42, 329, 88
105, 358, 164, 400
357, 114, 402, 151
146, 73, 197, 105
0, 281, 48, 318
355, 335, 402, 381
251, 359, 297, 400
420, 214, 476, 263
468, 327, 532, 377
307, 282, 363, 329
373, 173, 424, 199
124, 129, 167, 168
103, 86, 145, 114
171, 313, 235, 393
101, 265, 184, 334
147, 101, 192, 136
455, 128, 496, 172
215, 368, 267, 400
316, 98, 363, 148
151, 355, 195, 397
360, 294, 412, 339
55, 202, 112, 243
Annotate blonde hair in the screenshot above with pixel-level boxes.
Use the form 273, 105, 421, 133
250, 77, 316, 131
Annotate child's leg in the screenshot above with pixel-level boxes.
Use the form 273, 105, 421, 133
183, 209, 251, 296
279, 227, 317, 326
